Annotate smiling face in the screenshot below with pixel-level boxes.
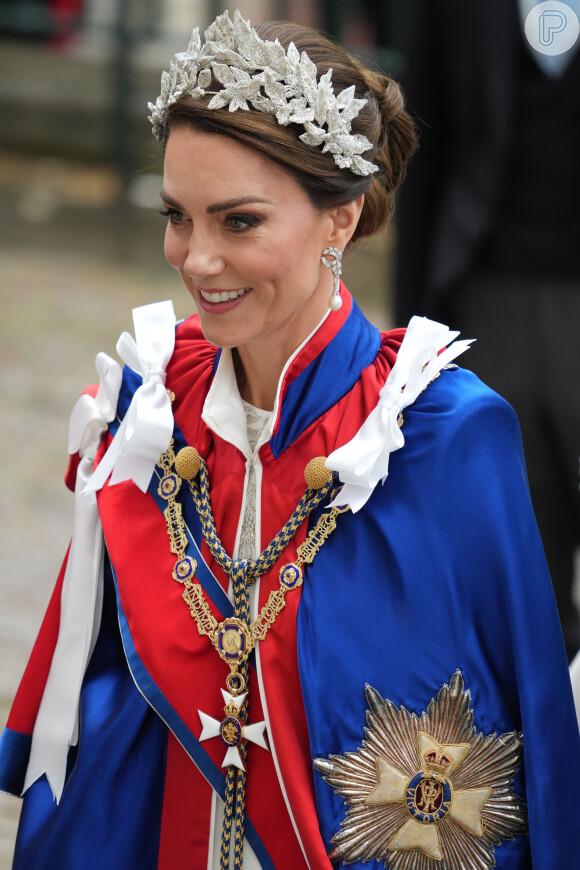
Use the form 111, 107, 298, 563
162, 126, 342, 369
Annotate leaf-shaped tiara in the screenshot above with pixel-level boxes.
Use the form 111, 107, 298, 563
148, 9, 379, 177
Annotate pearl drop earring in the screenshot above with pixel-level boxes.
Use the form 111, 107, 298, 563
321, 247, 343, 311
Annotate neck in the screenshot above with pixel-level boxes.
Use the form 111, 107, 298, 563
233, 345, 283, 411
232, 297, 332, 411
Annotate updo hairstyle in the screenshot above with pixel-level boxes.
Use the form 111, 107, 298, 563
164, 21, 417, 244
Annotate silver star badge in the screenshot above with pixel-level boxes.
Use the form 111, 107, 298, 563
315, 671, 527, 868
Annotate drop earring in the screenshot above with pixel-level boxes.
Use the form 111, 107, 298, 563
321, 247, 343, 311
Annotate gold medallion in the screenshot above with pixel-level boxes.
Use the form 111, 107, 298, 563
216, 617, 253, 665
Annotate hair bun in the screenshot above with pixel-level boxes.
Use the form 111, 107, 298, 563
380, 78, 406, 125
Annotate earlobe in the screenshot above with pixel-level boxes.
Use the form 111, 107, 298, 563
327, 195, 365, 247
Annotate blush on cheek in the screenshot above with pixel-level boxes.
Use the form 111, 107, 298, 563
164, 231, 182, 270
163, 245, 174, 269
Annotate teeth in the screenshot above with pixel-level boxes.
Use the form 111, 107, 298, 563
199, 287, 249, 303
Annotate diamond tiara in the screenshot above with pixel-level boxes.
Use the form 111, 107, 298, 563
148, 9, 378, 177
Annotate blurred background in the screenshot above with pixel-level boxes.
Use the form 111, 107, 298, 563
1, 1, 579, 865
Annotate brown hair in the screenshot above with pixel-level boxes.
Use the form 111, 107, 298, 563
164, 21, 417, 244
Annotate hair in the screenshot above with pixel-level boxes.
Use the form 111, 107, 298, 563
163, 21, 418, 244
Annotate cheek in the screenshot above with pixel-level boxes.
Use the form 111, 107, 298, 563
269, 221, 326, 278
164, 226, 186, 270
290, 218, 328, 266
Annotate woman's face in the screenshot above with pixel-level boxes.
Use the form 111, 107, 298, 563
162, 126, 338, 361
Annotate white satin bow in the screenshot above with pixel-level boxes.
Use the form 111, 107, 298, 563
23, 352, 122, 802
86, 300, 176, 493
24, 300, 176, 802
326, 316, 474, 512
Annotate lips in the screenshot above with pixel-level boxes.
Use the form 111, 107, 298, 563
197, 286, 250, 303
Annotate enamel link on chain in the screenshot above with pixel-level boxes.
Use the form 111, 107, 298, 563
158, 441, 346, 870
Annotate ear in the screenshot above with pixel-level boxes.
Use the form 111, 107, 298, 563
326, 195, 364, 248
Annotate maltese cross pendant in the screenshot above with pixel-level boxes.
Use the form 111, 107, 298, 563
198, 688, 269, 770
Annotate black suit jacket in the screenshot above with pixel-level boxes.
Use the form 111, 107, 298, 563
394, 0, 520, 322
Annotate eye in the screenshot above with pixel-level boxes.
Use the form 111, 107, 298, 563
225, 214, 260, 231
159, 207, 188, 226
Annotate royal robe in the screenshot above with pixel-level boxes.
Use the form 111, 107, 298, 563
1, 291, 579, 868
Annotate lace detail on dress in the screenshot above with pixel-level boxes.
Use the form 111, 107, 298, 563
238, 400, 273, 561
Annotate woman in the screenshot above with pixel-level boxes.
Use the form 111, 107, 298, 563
1, 11, 578, 869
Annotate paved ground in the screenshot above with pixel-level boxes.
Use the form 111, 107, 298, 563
0, 152, 393, 867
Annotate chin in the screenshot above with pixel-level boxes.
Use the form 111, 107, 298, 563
195, 318, 244, 351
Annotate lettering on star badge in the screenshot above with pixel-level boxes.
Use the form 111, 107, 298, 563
314, 671, 527, 868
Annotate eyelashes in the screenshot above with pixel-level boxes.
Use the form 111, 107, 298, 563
160, 208, 262, 232
225, 214, 261, 231
159, 207, 185, 225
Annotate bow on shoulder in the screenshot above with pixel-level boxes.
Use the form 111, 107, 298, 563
326, 316, 474, 513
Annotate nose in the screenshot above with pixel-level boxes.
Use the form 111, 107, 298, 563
165, 224, 225, 281
183, 232, 225, 281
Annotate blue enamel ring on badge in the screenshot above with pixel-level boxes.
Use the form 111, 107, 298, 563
158, 472, 181, 499
279, 563, 303, 589
173, 556, 196, 582
218, 621, 248, 661
405, 772, 452, 823
220, 716, 243, 747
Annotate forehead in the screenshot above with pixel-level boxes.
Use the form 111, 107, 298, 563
163, 126, 302, 201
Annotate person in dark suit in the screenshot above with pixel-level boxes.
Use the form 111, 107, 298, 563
395, 0, 580, 659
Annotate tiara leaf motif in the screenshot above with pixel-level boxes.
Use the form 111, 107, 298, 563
148, 9, 378, 176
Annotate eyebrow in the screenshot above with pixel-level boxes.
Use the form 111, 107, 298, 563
160, 191, 274, 214
206, 195, 275, 214
160, 190, 184, 210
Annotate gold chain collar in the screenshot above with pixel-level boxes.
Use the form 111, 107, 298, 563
159, 440, 346, 688
157, 438, 347, 869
